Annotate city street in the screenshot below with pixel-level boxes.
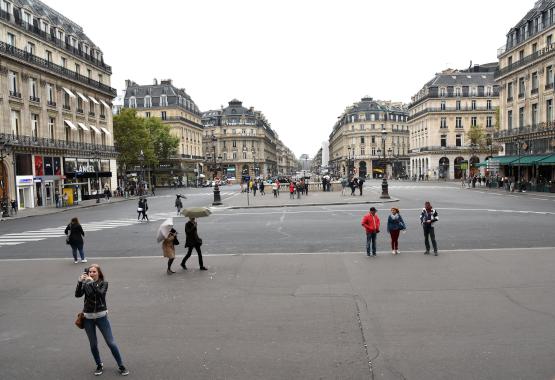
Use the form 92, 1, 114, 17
1, 181, 555, 379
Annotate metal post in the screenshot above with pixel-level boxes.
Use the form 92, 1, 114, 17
380, 128, 390, 199
517, 141, 521, 192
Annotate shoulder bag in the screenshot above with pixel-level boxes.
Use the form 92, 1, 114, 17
75, 312, 85, 329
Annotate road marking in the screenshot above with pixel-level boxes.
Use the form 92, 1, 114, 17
532, 198, 549, 201
2, 246, 555, 262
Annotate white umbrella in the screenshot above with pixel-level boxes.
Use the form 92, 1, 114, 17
156, 218, 173, 243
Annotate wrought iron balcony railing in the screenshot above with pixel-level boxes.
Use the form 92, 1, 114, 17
29, 96, 40, 102
0, 132, 117, 155
9, 90, 21, 98
495, 42, 555, 79
47, 101, 57, 107
0, 41, 117, 97
494, 121, 555, 139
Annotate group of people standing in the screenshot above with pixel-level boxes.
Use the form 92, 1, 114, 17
289, 179, 308, 199
361, 201, 439, 256
341, 177, 364, 196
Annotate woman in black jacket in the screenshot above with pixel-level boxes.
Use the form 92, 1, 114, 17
65, 217, 86, 263
181, 217, 207, 270
75, 264, 129, 376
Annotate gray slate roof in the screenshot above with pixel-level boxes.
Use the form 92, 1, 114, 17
124, 80, 200, 114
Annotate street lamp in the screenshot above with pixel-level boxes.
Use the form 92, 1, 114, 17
94, 148, 101, 203
0, 136, 12, 217
347, 146, 354, 180
138, 150, 145, 196
516, 139, 526, 192
210, 136, 222, 206
380, 127, 390, 199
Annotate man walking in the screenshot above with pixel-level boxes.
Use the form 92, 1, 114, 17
358, 177, 364, 196
420, 201, 438, 255
361, 207, 380, 256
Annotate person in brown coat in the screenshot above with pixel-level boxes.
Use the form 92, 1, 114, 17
181, 217, 206, 270
162, 228, 178, 274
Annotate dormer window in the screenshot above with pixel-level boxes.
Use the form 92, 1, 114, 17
160, 95, 168, 107
439, 87, 446, 97
1, 1, 12, 14
129, 97, 136, 108
23, 11, 31, 25
455, 87, 461, 96
144, 95, 151, 108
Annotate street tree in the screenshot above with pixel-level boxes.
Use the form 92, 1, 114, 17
113, 108, 153, 175
467, 124, 487, 147
143, 117, 179, 166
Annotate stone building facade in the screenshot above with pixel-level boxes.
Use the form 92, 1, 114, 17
0, 0, 117, 209
408, 64, 500, 180
494, 0, 555, 182
123, 79, 203, 187
328, 97, 410, 179
202, 99, 296, 181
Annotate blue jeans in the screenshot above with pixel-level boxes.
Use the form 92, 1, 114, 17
84, 316, 123, 367
71, 244, 85, 260
366, 232, 377, 255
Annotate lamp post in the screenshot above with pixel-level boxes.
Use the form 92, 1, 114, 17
138, 150, 145, 196
94, 148, 101, 203
0, 136, 12, 217
516, 139, 526, 192
347, 146, 353, 181
379, 127, 390, 199
210, 136, 222, 206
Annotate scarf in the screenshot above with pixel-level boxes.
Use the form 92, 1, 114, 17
391, 213, 400, 221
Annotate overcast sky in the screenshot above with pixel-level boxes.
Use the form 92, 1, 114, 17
47, 0, 533, 158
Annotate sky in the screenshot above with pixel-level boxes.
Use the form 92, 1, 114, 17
45, 0, 534, 158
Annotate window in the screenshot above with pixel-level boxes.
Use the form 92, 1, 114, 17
456, 100, 461, 110
440, 117, 447, 128
232, 140, 237, 148
161, 111, 167, 120
360, 147, 365, 155
145, 111, 150, 118
371, 136, 375, 144
455, 87, 461, 96
160, 95, 168, 107
8, 70, 18, 94
91, 130, 96, 145
360, 124, 365, 130
46, 50, 52, 63
532, 103, 538, 126
223, 129, 227, 135
129, 97, 136, 108
487, 100, 492, 110
61, 56, 66, 68
360, 136, 365, 144
508, 56, 513, 66
519, 107, 524, 128
519, 50, 524, 60
439, 88, 446, 97
547, 99, 553, 122
242, 151, 247, 159
48, 117, 55, 139
518, 77, 525, 98
11, 110, 20, 136
531, 72, 538, 94
456, 117, 462, 128
440, 101, 446, 110
508, 110, 513, 130
547, 34, 552, 46
485, 86, 492, 96
75, 63, 80, 75
98, 74, 103, 84
63, 91, 70, 109
87, 69, 92, 78
79, 129, 84, 143
507, 82, 513, 100
547, 66, 554, 89
456, 134, 462, 147
471, 117, 477, 127
440, 134, 447, 147
7, 32, 15, 46
89, 101, 95, 115
144, 95, 151, 108
471, 100, 476, 110
77, 97, 83, 113
29, 78, 38, 100
25, 42, 35, 54
486, 116, 493, 128
532, 42, 538, 54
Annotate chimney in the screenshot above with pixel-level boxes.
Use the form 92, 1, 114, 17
161, 79, 172, 85
125, 79, 131, 88
153, 78, 158, 85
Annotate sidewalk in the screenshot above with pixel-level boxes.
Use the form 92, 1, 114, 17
222, 184, 399, 209
463, 184, 555, 198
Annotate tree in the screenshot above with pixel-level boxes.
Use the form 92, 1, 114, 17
466, 124, 487, 147
113, 108, 153, 175
143, 117, 179, 166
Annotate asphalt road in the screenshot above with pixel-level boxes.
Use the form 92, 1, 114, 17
1, 181, 554, 260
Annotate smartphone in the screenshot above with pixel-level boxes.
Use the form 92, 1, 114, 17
83, 268, 89, 274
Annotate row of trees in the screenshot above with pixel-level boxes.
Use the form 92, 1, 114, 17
113, 108, 179, 178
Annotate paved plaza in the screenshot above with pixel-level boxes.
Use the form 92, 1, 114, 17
1, 181, 555, 379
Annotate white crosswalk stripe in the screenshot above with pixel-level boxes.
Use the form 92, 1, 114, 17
0, 212, 179, 247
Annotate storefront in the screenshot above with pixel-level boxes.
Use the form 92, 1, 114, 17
16, 175, 35, 209
33, 155, 63, 207
63, 157, 113, 201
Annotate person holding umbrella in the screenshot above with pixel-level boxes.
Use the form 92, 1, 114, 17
180, 208, 210, 271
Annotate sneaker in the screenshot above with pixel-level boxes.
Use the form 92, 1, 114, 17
74, 260, 79, 264
372, 253, 377, 257
167, 269, 175, 275
199, 267, 208, 271
94, 364, 103, 376
434, 251, 438, 256
82, 258, 87, 263
396, 250, 400, 254
424, 251, 430, 255
119, 365, 129, 376
392, 250, 396, 255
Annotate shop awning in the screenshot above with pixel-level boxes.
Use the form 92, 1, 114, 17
76, 92, 89, 102
100, 127, 111, 135
64, 119, 77, 130
476, 161, 488, 167
88, 96, 100, 105
511, 154, 553, 166
77, 122, 89, 131
89, 125, 101, 134
62, 87, 76, 98
100, 99, 111, 109
489, 156, 519, 165
536, 154, 555, 165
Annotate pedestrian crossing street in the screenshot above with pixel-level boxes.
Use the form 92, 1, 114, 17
0, 211, 185, 247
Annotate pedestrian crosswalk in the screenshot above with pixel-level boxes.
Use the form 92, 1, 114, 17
0, 212, 179, 247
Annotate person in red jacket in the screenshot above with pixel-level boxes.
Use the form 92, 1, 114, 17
361, 207, 381, 256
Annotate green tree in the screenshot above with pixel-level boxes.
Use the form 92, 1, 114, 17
143, 117, 179, 165
113, 108, 152, 175
466, 124, 487, 147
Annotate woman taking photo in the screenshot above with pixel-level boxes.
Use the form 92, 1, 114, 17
75, 264, 129, 376
387, 207, 406, 255
65, 217, 86, 264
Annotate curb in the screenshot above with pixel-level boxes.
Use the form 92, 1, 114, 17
224, 198, 400, 210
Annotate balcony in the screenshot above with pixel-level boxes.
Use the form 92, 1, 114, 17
494, 121, 555, 141
99, 114, 106, 120
0, 42, 117, 96
47, 100, 57, 107
495, 42, 555, 79
531, 87, 539, 95
409, 89, 500, 108
76, 108, 84, 114
507, 96, 514, 102
89, 112, 96, 117
0, 132, 117, 156
546, 82, 554, 90
29, 96, 40, 102
62, 104, 71, 111
409, 106, 495, 120
498, 17, 555, 57
0, 9, 111, 73
9, 90, 21, 98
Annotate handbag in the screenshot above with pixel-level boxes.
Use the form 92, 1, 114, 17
75, 312, 85, 329
137, 207, 143, 212
173, 236, 180, 246
65, 236, 70, 245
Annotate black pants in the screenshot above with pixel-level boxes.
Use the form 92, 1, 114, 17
423, 226, 438, 252
182, 245, 203, 267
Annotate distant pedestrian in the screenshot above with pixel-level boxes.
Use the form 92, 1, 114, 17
252, 181, 258, 197
259, 181, 265, 196
341, 178, 348, 195
175, 196, 183, 215
387, 207, 406, 255
65, 217, 86, 263
181, 217, 206, 270
358, 177, 364, 196
275, 179, 280, 196
296, 181, 302, 199
361, 207, 380, 256
289, 182, 295, 199
304, 180, 309, 196
137, 198, 149, 221
151, 185, 156, 196
420, 201, 438, 255
10, 199, 17, 215
350, 179, 356, 196
75, 264, 129, 376
55, 190, 60, 208
162, 228, 178, 274
63, 192, 69, 207
272, 182, 278, 197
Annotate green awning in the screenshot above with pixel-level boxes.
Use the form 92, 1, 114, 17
537, 154, 555, 165
488, 156, 519, 165
476, 161, 488, 167
511, 155, 553, 166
